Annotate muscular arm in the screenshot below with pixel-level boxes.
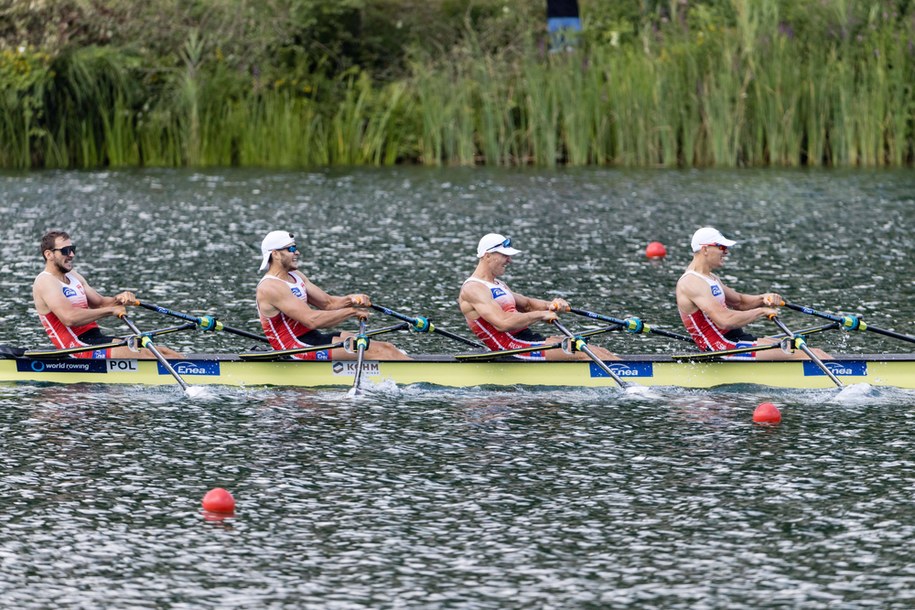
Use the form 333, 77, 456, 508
459, 282, 555, 332
676, 275, 777, 330
724, 286, 781, 310
303, 277, 369, 310
257, 277, 363, 330
32, 272, 123, 327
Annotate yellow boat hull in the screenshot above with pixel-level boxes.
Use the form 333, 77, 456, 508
2, 354, 913, 389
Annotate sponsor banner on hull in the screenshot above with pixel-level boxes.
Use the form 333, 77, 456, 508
803, 361, 868, 377
331, 361, 381, 377
18, 359, 108, 374
157, 360, 221, 376
589, 361, 654, 379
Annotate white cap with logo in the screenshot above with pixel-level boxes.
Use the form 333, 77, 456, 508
690, 227, 737, 252
476, 233, 522, 258
259, 230, 295, 271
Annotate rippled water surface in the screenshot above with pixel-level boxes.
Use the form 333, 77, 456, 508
0, 168, 913, 608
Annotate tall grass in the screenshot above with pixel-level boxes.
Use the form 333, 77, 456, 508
2, 1, 913, 169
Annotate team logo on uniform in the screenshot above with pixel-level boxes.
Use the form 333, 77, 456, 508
710, 285, 722, 297
491, 287, 507, 299
62, 287, 78, 298
291, 287, 303, 298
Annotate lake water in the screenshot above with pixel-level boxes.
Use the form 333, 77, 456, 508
0, 167, 913, 608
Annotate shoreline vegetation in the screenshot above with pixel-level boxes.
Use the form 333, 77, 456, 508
1, 0, 913, 169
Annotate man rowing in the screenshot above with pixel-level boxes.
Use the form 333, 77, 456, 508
458, 233, 619, 361
676, 227, 831, 360
32, 230, 183, 359
255, 230, 410, 360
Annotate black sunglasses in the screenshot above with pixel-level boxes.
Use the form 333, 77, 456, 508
51, 245, 77, 256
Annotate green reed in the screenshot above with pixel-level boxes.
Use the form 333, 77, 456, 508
2, 4, 913, 169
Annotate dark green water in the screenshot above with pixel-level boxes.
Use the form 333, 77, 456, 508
0, 168, 913, 608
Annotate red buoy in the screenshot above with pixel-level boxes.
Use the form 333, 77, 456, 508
202, 487, 236, 514
753, 402, 782, 424
645, 241, 667, 259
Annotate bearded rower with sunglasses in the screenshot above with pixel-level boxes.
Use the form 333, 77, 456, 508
255, 230, 409, 361
31, 230, 183, 359
458, 233, 619, 361
676, 227, 830, 360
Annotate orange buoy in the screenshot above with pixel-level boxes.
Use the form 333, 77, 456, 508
645, 241, 667, 259
753, 402, 782, 424
202, 487, 236, 514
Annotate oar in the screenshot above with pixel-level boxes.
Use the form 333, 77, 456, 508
672, 322, 841, 361
454, 325, 619, 361
783, 301, 915, 345
119, 314, 192, 393
569, 308, 694, 343
769, 315, 843, 388
371, 304, 486, 349
349, 319, 369, 396
552, 320, 630, 389
25, 322, 197, 357
238, 323, 408, 361
134, 300, 269, 343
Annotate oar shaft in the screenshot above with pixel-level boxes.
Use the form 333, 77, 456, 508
569, 308, 693, 343
552, 320, 628, 388
770, 316, 843, 387
453, 325, 618, 361
137, 301, 269, 343
351, 320, 368, 394
27, 322, 198, 357
238, 323, 407, 360
784, 301, 915, 345
372, 304, 485, 349
120, 315, 189, 391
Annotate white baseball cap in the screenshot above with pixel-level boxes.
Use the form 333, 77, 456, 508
259, 230, 295, 271
477, 233, 522, 258
690, 227, 737, 252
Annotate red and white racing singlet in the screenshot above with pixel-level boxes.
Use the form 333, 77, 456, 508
37, 271, 106, 358
679, 270, 755, 359
462, 277, 546, 361
257, 273, 330, 361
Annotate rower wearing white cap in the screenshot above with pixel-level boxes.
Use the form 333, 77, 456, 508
458, 233, 619, 361
255, 230, 409, 361
676, 227, 830, 360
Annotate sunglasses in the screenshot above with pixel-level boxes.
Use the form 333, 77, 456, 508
702, 243, 728, 253
51, 245, 77, 256
486, 237, 512, 252
280, 245, 297, 253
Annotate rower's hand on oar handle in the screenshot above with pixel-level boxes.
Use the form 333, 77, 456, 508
542, 310, 560, 323
548, 299, 571, 313
762, 293, 782, 307
348, 294, 372, 307
114, 291, 137, 305
352, 308, 370, 321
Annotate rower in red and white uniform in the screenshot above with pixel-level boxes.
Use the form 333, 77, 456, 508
255, 230, 409, 361
675, 227, 831, 360
458, 233, 618, 361
32, 230, 182, 359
